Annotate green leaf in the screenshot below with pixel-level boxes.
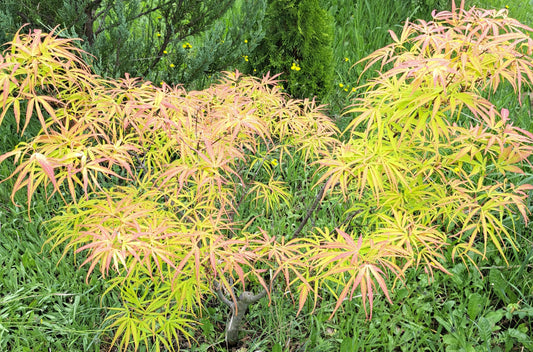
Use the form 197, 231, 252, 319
477, 316, 492, 341
507, 328, 530, 341
435, 315, 452, 332
489, 269, 511, 304
484, 310, 504, 327
340, 337, 354, 352
272, 342, 283, 352
467, 293, 484, 320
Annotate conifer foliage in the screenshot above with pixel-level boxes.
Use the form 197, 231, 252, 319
252, 0, 335, 100
0, 0, 264, 87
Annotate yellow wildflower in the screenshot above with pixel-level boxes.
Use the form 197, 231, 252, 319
170, 64, 175, 68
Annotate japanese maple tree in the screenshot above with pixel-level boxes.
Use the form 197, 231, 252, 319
1, 0, 533, 349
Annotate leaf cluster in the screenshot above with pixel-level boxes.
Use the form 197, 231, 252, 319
0, 26, 339, 350
1, 1, 533, 348
314, 0, 533, 317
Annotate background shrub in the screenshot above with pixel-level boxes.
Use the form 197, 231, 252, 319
251, 0, 335, 100
0, 0, 267, 89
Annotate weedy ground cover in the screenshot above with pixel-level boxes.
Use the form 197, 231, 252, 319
0, 1, 533, 352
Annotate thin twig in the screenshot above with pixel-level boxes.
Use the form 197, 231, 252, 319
292, 178, 330, 238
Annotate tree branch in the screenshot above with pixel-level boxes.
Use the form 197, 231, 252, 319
291, 178, 330, 238
215, 280, 267, 346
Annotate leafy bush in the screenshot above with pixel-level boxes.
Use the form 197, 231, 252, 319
1, 0, 532, 350
0, 27, 338, 350
316, 0, 533, 315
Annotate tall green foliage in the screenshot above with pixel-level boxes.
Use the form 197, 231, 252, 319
252, 0, 334, 100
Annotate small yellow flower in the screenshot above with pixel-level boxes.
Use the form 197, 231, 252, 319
170, 63, 175, 68
243, 55, 249, 61
160, 81, 164, 86
351, 87, 356, 92
244, 39, 248, 43
253, 68, 257, 72
291, 63, 301, 71
505, 5, 509, 9
182, 42, 192, 49
339, 83, 344, 88
344, 88, 348, 92
157, 16, 162, 20
163, 50, 168, 54
156, 33, 161, 37
271, 159, 279, 167
344, 57, 349, 62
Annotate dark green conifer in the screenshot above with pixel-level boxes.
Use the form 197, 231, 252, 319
252, 0, 334, 100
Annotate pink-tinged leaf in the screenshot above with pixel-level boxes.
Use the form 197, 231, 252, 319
502, 165, 524, 174
23, 98, 35, 134
500, 108, 509, 121
34, 153, 58, 190
369, 265, 392, 304
516, 184, 533, 192
389, 30, 400, 43
12, 99, 20, 127
330, 277, 354, 319
336, 228, 363, 251
1, 77, 9, 109
297, 284, 310, 316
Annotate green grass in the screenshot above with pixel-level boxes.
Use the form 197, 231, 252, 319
1, 0, 533, 351
0, 114, 117, 351
322, 0, 450, 120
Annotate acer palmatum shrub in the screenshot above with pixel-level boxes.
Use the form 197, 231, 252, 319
1, 1, 533, 349
315, 0, 533, 318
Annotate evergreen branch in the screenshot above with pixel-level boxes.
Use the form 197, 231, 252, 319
94, 0, 176, 36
